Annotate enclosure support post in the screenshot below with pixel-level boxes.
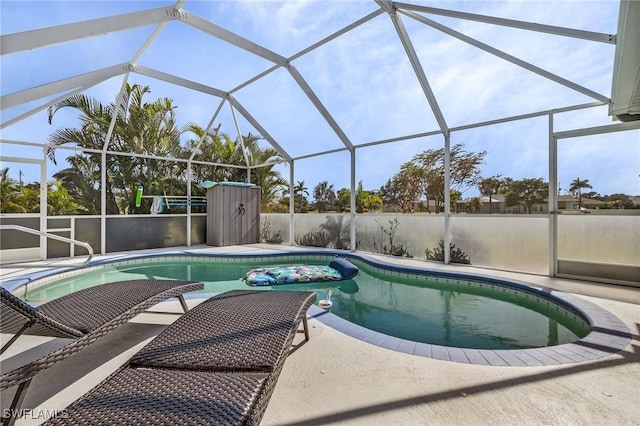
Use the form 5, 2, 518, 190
186, 161, 192, 247
289, 161, 295, 246
100, 151, 107, 256
40, 148, 47, 261
443, 134, 451, 264
548, 113, 558, 277
350, 149, 356, 251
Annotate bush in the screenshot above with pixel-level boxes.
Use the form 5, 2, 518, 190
260, 218, 283, 244
295, 230, 332, 248
360, 217, 413, 258
425, 240, 471, 264
384, 243, 413, 258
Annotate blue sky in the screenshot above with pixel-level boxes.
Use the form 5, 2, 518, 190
1, 0, 638, 200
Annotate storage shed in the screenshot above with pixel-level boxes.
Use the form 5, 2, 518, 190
206, 182, 261, 246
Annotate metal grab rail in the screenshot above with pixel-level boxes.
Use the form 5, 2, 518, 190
0, 225, 94, 268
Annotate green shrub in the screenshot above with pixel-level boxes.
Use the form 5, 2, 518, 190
260, 218, 283, 244
425, 240, 471, 264
360, 218, 413, 258
295, 230, 332, 248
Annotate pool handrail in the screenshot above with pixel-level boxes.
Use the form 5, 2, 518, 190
0, 224, 94, 268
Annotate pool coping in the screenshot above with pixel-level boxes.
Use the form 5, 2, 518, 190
2, 249, 632, 367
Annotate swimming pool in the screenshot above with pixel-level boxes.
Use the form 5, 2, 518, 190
5, 251, 631, 365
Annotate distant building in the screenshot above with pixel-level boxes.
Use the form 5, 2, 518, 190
556, 195, 606, 211
456, 194, 607, 214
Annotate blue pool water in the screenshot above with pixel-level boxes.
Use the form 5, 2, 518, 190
16, 254, 590, 350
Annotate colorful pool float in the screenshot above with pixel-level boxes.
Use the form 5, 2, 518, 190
243, 258, 358, 286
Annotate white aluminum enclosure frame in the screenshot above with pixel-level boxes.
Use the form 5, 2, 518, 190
550, 120, 640, 278
0, 1, 637, 277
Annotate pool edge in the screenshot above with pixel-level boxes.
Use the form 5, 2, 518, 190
2, 249, 632, 366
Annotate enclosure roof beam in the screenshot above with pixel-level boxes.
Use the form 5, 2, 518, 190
228, 101, 252, 169
293, 146, 349, 161
227, 95, 293, 162
394, 2, 616, 44
0, 86, 91, 130
128, 3, 186, 65
188, 99, 226, 162
0, 6, 180, 55
102, 74, 131, 151
400, 9, 611, 104
178, 10, 288, 66
378, 1, 450, 137
287, 64, 355, 151
554, 120, 640, 139
289, 9, 385, 61
133, 65, 228, 98
101, 147, 249, 169
0, 63, 129, 110
229, 9, 384, 95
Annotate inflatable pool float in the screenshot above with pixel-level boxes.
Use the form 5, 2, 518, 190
243, 258, 358, 287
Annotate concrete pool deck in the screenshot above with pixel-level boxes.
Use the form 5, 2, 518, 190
1, 244, 639, 425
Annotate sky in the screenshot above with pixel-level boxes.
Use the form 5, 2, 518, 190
1, 0, 638, 200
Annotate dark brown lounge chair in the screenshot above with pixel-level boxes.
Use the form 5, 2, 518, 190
1, 279, 204, 423
41, 289, 316, 426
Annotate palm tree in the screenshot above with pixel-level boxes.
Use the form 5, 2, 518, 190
185, 126, 286, 210
294, 180, 309, 212
47, 84, 184, 214
53, 156, 101, 214
186, 123, 242, 184
48, 85, 286, 214
242, 133, 287, 210
283, 180, 309, 213
47, 94, 119, 213
0, 167, 26, 213
569, 177, 592, 210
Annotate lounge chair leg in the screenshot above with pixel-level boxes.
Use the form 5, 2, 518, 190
302, 315, 310, 341
177, 295, 189, 313
1, 322, 31, 355
3, 378, 32, 426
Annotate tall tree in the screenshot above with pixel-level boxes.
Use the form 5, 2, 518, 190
379, 178, 402, 212
568, 177, 592, 209
503, 178, 548, 214
47, 94, 118, 214
283, 180, 309, 213
355, 181, 367, 213
313, 181, 336, 213
393, 144, 486, 213
47, 84, 185, 214
390, 164, 423, 213
293, 180, 309, 213
478, 174, 503, 213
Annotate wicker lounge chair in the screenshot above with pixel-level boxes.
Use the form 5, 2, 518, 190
41, 289, 316, 426
1, 279, 204, 423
